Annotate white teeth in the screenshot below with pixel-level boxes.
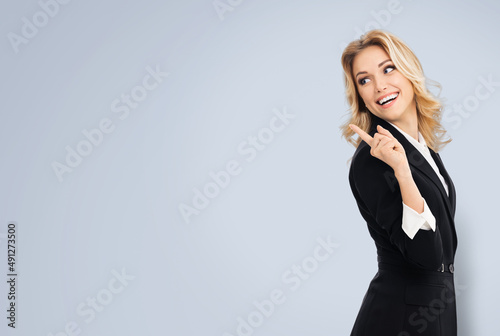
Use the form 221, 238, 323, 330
378, 93, 399, 105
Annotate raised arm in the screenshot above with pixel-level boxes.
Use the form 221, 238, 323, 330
349, 124, 424, 215
349, 123, 443, 270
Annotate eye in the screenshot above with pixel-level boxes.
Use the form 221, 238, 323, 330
358, 77, 370, 85
384, 65, 396, 74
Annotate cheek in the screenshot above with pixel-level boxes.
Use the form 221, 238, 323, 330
357, 88, 372, 105
394, 74, 413, 93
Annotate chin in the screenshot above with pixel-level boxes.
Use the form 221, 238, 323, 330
372, 105, 411, 121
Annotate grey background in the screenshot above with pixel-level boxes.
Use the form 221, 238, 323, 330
1, 0, 498, 335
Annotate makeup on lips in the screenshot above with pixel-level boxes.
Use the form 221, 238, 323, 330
376, 92, 399, 109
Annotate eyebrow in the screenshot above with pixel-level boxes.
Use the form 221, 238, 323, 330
355, 59, 392, 79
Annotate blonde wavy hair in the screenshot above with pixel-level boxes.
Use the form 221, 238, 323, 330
340, 29, 451, 152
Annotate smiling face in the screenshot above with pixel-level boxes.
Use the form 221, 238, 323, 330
352, 45, 417, 126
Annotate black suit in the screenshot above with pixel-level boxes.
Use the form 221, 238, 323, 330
348, 114, 458, 336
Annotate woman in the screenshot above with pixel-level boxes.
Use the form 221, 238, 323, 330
340, 30, 458, 336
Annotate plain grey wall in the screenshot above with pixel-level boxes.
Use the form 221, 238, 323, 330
1, 0, 498, 335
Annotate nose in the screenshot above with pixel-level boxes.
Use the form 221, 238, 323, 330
374, 77, 387, 92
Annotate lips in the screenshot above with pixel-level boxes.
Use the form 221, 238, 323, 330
376, 92, 399, 107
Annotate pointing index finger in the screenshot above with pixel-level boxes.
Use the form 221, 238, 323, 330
349, 124, 373, 147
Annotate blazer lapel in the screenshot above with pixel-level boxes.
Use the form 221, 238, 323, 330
428, 148, 458, 251
429, 149, 456, 218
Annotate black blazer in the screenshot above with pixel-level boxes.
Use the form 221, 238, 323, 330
348, 114, 458, 336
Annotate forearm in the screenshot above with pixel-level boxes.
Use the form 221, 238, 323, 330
395, 166, 424, 214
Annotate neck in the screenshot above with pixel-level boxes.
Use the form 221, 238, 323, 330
391, 102, 419, 140
392, 118, 419, 141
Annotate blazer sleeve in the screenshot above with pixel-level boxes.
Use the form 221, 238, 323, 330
349, 144, 444, 271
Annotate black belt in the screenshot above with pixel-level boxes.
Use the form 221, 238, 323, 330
377, 256, 454, 274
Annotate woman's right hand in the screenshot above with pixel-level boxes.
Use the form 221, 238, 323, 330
349, 123, 410, 177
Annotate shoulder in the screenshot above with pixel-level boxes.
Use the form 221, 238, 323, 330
350, 140, 388, 175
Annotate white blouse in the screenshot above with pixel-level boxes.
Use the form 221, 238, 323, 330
386, 121, 449, 240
